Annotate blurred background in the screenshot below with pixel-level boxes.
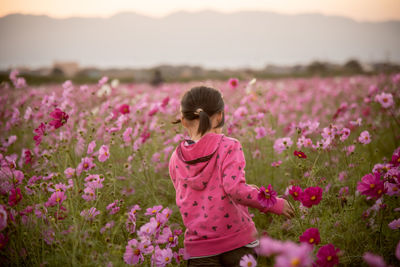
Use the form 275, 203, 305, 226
0, 0, 399, 84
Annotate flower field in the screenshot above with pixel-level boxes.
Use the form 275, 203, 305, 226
1, 71, 400, 266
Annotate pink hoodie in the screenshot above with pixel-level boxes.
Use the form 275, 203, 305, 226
168, 132, 285, 257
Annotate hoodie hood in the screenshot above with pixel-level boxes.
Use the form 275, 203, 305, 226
175, 132, 224, 190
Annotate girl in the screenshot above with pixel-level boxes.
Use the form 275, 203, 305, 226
169, 86, 294, 266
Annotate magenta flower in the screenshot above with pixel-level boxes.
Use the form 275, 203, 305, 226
358, 130, 371, 145
152, 246, 173, 267
228, 78, 239, 89
98, 145, 110, 162
0, 205, 8, 231
119, 104, 130, 114
362, 252, 386, 267
258, 185, 277, 208
357, 173, 385, 199
33, 122, 46, 146
300, 186, 323, 208
294, 150, 307, 159
8, 187, 22, 207
124, 239, 144, 265
145, 205, 163, 216
239, 254, 257, 267
45, 191, 67, 207
289, 185, 303, 201
299, 227, 320, 246
315, 244, 340, 267
255, 127, 267, 139
49, 108, 69, 129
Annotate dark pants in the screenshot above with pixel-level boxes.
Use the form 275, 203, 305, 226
187, 246, 257, 267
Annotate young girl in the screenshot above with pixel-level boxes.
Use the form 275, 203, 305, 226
169, 86, 294, 266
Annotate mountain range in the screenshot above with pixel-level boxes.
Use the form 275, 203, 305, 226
0, 10, 399, 69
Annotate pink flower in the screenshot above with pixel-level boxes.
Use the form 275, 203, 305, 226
340, 128, 351, 141
358, 130, 371, 145
64, 167, 75, 179
362, 252, 386, 267
106, 200, 121, 215
274, 242, 313, 267
239, 254, 257, 267
119, 104, 130, 114
80, 207, 100, 221
0, 205, 8, 231
258, 185, 277, 208
8, 187, 23, 206
271, 160, 282, 167
357, 173, 385, 199
87, 141, 96, 155
388, 218, 400, 229
98, 76, 108, 87
145, 205, 163, 216
76, 157, 96, 176
315, 244, 340, 267
82, 186, 96, 201
289, 185, 302, 201
49, 108, 69, 129
45, 191, 67, 207
300, 186, 323, 208
98, 145, 110, 162
124, 239, 144, 265
299, 227, 320, 246
84, 174, 104, 189
255, 236, 285, 256
273, 137, 293, 154
100, 220, 115, 234
375, 92, 394, 109
152, 246, 173, 267
138, 217, 158, 238
255, 127, 267, 139
228, 78, 239, 89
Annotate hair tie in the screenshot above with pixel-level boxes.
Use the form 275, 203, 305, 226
194, 108, 203, 115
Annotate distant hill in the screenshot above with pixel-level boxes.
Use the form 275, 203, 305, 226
0, 10, 399, 69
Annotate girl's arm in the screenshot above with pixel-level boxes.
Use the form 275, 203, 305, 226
221, 140, 285, 215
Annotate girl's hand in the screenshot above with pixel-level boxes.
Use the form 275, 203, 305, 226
282, 199, 295, 219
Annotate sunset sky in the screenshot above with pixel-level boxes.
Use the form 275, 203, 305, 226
1, 0, 400, 21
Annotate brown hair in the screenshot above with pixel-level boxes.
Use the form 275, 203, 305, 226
173, 86, 225, 136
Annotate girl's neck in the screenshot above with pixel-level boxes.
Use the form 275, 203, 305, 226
188, 128, 222, 142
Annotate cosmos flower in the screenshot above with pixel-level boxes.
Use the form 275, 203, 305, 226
294, 150, 307, 159
239, 254, 257, 267
315, 244, 340, 267
375, 92, 394, 109
358, 131, 371, 145
357, 173, 385, 199
258, 185, 277, 208
98, 145, 110, 162
49, 108, 69, 129
299, 227, 320, 246
300, 186, 323, 208
289, 185, 303, 201
228, 78, 239, 89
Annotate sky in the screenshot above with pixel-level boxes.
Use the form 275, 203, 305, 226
1, 0, 400, 22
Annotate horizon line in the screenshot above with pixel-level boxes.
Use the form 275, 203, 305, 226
1, 8, 399, 23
